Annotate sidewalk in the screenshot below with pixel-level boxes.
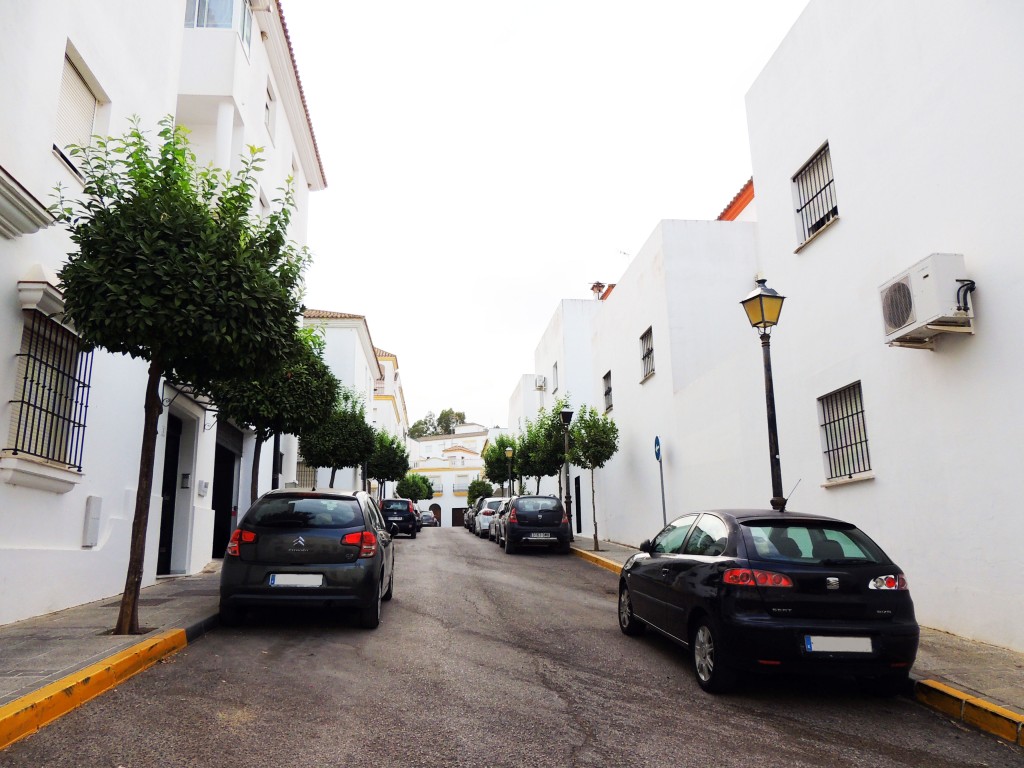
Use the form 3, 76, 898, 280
1, 545, 1022, 752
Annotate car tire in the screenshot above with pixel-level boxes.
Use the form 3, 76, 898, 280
504, 534, 516, 555
410, 529, 417, 539
359, 583, 382, 629
219, 603, 244, 628
691, 616, 737, 694
557, 541, 571, 554
478, 527, 486, 538
617, 584, 645, 636
382, 566, 394, 602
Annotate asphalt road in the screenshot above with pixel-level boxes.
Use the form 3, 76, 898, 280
3, 528, 1021, 767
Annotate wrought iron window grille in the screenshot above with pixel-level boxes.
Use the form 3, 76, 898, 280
819, 382, 871, 480
794, 144, 839, 243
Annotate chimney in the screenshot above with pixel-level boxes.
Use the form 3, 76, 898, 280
590, 281, 606, 300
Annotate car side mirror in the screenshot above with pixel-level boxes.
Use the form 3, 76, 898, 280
639, 539, 653, 554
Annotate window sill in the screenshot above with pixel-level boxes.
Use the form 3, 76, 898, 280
0, 453, 83, 494
0, 165, 55, 239
794, 215, 840, 254
820, 471, 874, 489
640, 371, 655, 385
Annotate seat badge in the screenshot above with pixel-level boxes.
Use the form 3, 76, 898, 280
826, 577, 840, 590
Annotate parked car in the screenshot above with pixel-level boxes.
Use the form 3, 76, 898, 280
617, 509, 919, 694
421, 511, 438, 527
219, 489, 396, 629
465, 495, 486, 530
496, 495, 571, 554
381, 498, 418, 538
489, 498, 512, 542
473, 497, 506, 538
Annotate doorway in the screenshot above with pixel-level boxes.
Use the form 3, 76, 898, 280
157, 414, 182, 575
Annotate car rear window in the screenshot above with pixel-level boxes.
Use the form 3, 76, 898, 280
741, 522, 889, 565
514, 498, 561, 512
382, 500, 411, 512
485, 500, 502, 510
245, 497, 363, 529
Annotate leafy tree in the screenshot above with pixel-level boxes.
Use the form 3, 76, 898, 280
482, 434, 518, 494
467, 478, 496, 506
55, 118, 307, 634
517, 397, 570, 493
436, 408, 466, 435
408, 411, 437, 439
299, 388, 375, 488
368, 430, 410, 498
211, 327, 339, 504
396, 473, 433, 503
569, 406, 620, 551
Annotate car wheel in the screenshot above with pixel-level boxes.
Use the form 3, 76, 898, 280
557, 541, 571, 554
382, 565, 394, 602
691, 616, 737, 693
617, 583, 645, 636
504, 534, 516, 555
478, 527, 486, 538
410, 528, 417, 539
219, 603, 244, 627
359, 582, 383, 629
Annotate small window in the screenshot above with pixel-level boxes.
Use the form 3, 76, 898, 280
603, 371, 613, 411
640, 327, 655, 381
54, 55, 97, 171
184, 0, 233, 29
818, 382, 871, 480
551, 362, 559, 394
264, 81, 276, 140
652, 514, 698, 554
793, 143, 838, 244
7, 310, 93, 470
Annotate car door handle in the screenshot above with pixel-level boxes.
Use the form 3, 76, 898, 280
661, 567, 671, 575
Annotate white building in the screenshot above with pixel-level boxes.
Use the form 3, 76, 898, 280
514, 1, 1023, 652
300, 310, 383, 491
0, 0, 324, 626
409, 423, 502, 526
370, 347, 411, 499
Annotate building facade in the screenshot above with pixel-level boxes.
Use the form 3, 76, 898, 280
0, 0, 323, 626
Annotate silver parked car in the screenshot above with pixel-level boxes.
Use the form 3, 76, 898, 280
474, 497, 506, 538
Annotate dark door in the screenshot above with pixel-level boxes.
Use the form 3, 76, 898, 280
451, 507, 466, 528
211, 443, 237, 558
157, 414, 182, 575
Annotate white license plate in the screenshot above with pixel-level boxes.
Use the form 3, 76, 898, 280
269, 574, 323, 587
388, 517, 402, 521
529, 532, 552, 539
804, 635, 872, 653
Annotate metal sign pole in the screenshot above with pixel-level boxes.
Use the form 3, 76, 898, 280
655, 436, 667, 527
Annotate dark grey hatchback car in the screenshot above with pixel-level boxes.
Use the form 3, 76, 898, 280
618, 510, 919, 694
220, 489, 396, 629
498, 495, 571, 554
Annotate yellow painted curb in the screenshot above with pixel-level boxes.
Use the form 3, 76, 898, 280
570, 547, 625, 575
0, 628, 187, 751
915, 679, 1024, 746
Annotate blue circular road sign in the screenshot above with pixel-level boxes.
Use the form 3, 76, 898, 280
654, 435, 661, 462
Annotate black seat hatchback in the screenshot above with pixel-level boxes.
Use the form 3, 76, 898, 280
617, 510, 919, 693
220, 489, 396, 629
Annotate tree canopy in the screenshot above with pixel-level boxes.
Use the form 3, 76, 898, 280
482, 433, 518, 491
568, 406, 620, 551
299, 388, 375, 487
517, 397, 570, 492
467, 478, 496, 506
368, 430, 410, 493
55, 117, 308, 634
409, 408, 466, 438
396, 473, 433, 503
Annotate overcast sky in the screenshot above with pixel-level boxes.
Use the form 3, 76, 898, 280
283, 1, 809, 429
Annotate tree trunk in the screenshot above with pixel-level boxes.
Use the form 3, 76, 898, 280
114, 360, 164, 635
250, 437, 262, 508
591, 470, 600, 552
329, 466, 337, 488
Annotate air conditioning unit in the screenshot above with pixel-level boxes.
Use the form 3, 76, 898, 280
879, 253, 974, 349
534, 375, 546, 390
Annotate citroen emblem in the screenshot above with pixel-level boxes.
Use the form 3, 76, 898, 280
293, 536, 306, 547
826, 577, 839, 590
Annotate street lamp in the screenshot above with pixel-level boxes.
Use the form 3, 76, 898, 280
560, 407, 574, 540
740, 278, 787, 511
505, 446, 514, 497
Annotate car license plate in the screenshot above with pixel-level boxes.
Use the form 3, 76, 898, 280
269, 574, 323, 587
529, 532, 552, 539
388, 516, 402, 521
804, 635, 872, 653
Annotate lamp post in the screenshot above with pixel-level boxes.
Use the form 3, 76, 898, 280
505, 446, 514, 497
560, 407, 574, 540
740, 278, 787, 511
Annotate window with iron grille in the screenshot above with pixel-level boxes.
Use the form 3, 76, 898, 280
794, 143, 838, 244
295, 460, 316, 488
6, 310, 93, 470
640, 327, 655, 380
818, 382, 871, 480
603, 371, 613, 411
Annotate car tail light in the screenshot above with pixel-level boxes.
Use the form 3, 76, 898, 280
724, 568, 793, 588
342, 531, 378, 558
868, 574, 909, 591
561, 510, 569, 525
508, 509, 518, 523
483, 510, 494, 516
225, 529, 256, 557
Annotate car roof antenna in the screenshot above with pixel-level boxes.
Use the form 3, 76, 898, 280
779, 479, 801, 514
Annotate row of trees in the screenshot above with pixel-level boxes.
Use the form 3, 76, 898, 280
478, 397, 619, 551
55, 119, 411, 633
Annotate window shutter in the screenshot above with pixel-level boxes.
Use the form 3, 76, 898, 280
55, 56, 96, 154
